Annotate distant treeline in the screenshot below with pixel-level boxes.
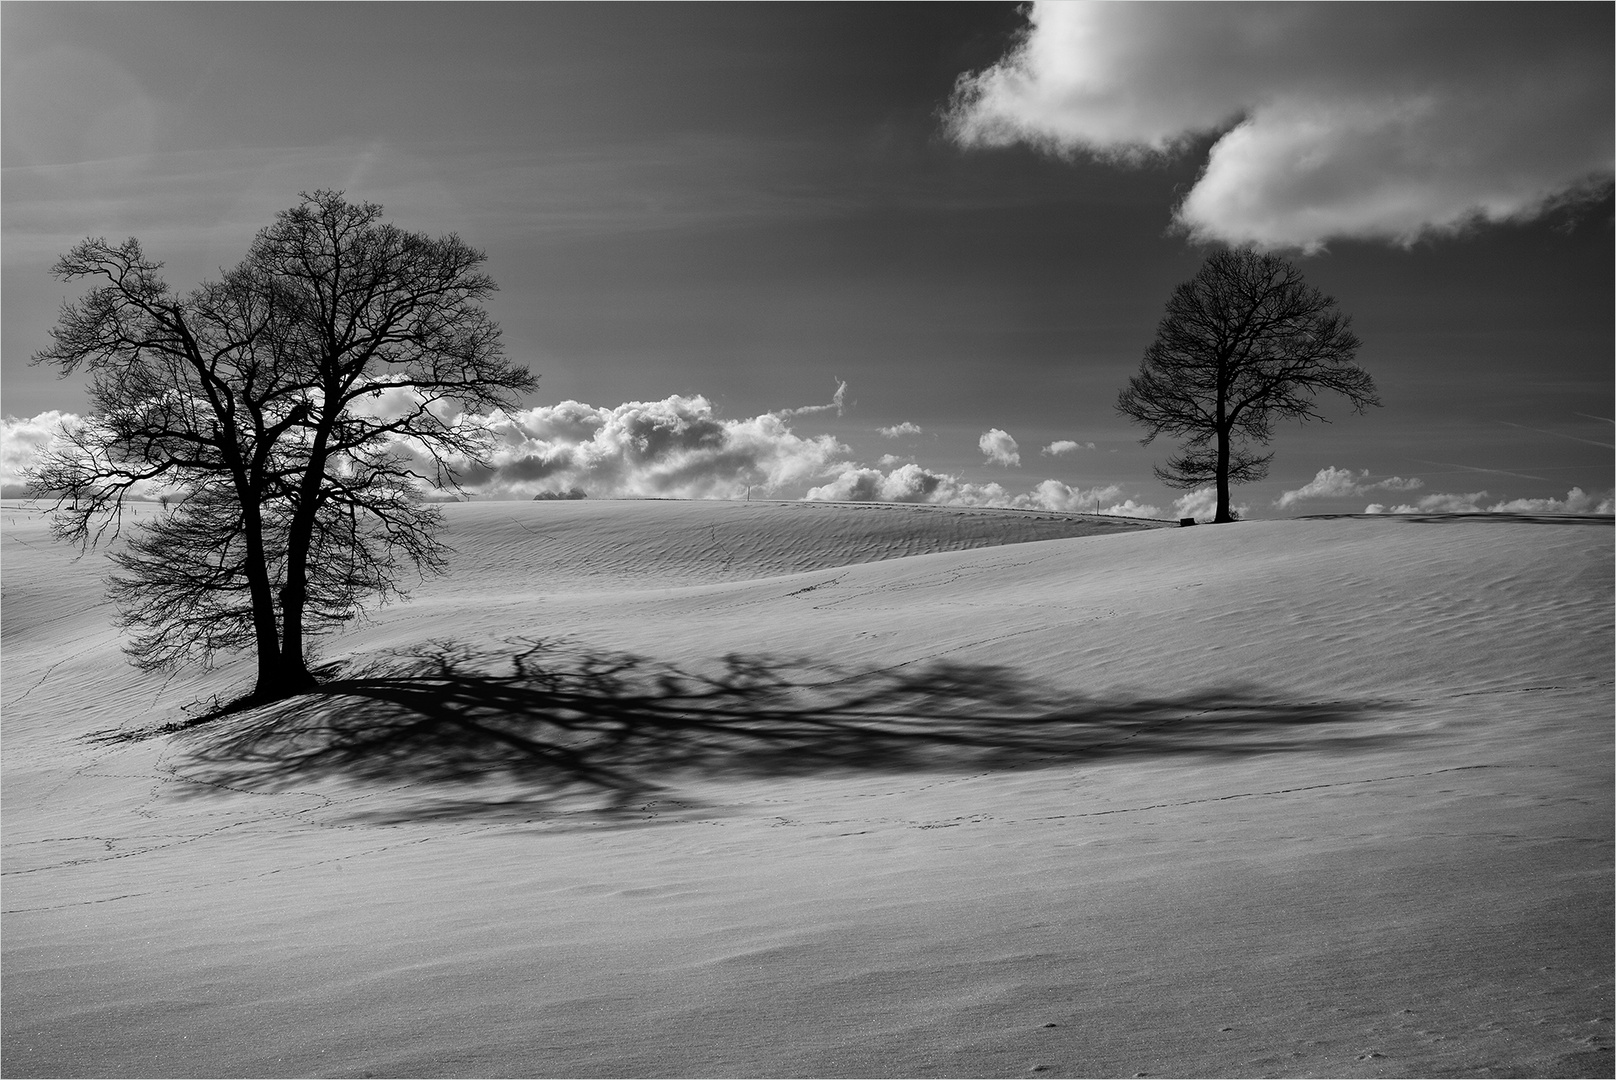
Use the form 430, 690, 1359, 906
533, 488, 589, 501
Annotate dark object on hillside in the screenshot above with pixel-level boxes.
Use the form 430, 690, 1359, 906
534, 488, 588, 501
1117, 249, 1379, 524
28, 191, 536, 703
1179, 517, 1196, 527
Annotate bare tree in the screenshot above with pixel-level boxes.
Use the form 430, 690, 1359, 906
1116, 249, 1378, 523
30, 191, 536, 702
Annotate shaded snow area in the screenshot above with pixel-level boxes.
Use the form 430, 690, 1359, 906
3, 499, 1611, 1078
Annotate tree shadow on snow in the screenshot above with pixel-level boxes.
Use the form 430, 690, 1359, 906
152, 639, 1409, 824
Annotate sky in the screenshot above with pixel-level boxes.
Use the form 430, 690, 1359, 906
4, 2, 1612, 517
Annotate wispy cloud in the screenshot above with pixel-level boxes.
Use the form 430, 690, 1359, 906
1496, 420, 1615, 450
775, 379, 847, 420
1042, 439, 1094, 456
979, 428, 1021, 467
1411, 460, 1553, 484
944, 2, 1613, 250
879, 421, 923, 439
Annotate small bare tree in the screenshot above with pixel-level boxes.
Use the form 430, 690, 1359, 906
30, 192, 536, 702
1117, 249, 1378, 523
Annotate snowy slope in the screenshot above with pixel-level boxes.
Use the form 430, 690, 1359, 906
3, 499, 1610, 1078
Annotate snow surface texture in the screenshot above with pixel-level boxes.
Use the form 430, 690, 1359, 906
3, 499, 1611, 1078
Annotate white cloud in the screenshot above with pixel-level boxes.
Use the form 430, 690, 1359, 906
5, 399, 1168, 516
1172, 487, 1250, 523
1042, 484, 1163, 519
1366, 487, 1613, 515
1, 411, 80, 498
5, 396, 848, 505
945, 2, 1614, 250
1486, 488, 1613, 514
979, 428, 1021, 467
1017, 479, 1123, 513
450, 395, 849, 500
775, 379, 847, 420
1365, 491, 1491, 514
3, 395, 845, 504
879, 421, 923, 438
1, 410, 196, 501
1098, 498, 1164, 520
1042, 440, 1094, 456
806, 463, 1009, 506
805, 466, 1157, 516
1275, 467, 1425, 508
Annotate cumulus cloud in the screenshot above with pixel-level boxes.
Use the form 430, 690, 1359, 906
1023, 480, 1161, 518
806, 463, 1008, 506
1487, 488, 1614, 515
805, 465, 1155, 516
4, 398, 1168, 516
945, 2, 1614, 249
879, 421, 923, 438
1365, 487, 1614, 515
2, 398, 852, 503
1042, 440, 1095, 456
1018, 479, 1119, 512
1274, 467, 1425, 508
1172, 487, 1249, 523
979, 428, 1021, 467
449, 394, 850, 499
1, 411, 80, 498
1099, 498, 1165, 520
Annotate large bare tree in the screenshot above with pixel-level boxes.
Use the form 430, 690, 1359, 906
1116, 249, 1378, 524
30, 191, 536, 701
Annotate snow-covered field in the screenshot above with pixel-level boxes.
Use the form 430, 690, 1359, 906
3, 498, 1611, 1078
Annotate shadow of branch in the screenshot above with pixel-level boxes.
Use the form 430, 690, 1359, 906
162, 639, 1407, 823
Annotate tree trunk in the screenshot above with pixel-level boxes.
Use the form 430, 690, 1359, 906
276, 539, 318, 696
273, 576, 319, 697
238, 492, 292, 701
1214, 426, 1233, 524
275, 413, 335, 698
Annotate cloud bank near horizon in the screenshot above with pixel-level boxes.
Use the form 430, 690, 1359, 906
1170, 487, 1247, 524
9, 405, 1608, 518
1365, 488, 1613, 516
803, 465, 1157, 517
0, 410, 79, 499
0, 400, 1163, 515
945, 2, 1613, 250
